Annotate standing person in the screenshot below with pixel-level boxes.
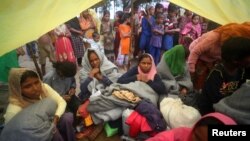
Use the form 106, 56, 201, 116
37, 32, 56, 75
79, 10, 97, 39
117, 13, 131, 71
82, 32, 104, 54
162, 7, 179, 51
4, 68, 76, 141
25, 41, 37, 58
67, 17, 85, 67
54, 24, 76, 62
139, 5, 154, 54
100, 10, 115, 61
188, 22, 250, 91
179, 14, 201, 48
149, 13, 164, 65
113, 11, 124, 60
198, 37, 250, 115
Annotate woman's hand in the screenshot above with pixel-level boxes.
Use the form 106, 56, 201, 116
53, 115, 60, 125
95, 73, 103, 80
68, 88, 76, 96
89, 68, 100, 78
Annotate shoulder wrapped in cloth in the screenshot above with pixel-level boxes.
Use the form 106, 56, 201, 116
214, 82, 250, 124
157, 45, 193, 95
87, 81, 159, 124
79, 48, 121, 92
0, 97, 57, 141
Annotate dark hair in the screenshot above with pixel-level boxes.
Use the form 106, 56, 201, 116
221, 37, 250, 63
20, 70, 39, 84
53, 61, 77, 77
192, 14, 199, 19
196, 117, 224, 126
92, 32, 100, 38
138, 53, 152, 65
102, 10, 110, 21
183, 46, 190, 59
88, 50, 98, 60
116, 11, 124, 20
120, 13, 131, 24
155, 3, 164, 10
155, 13, 164, 19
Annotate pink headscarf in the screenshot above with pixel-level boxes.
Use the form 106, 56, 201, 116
138, 54, 157, 81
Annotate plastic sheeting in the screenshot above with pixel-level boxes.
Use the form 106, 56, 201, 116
0, 0, 101, 56
170, 0, 250, 25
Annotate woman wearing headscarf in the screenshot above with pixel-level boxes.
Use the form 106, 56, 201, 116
3, 68, 75, 141
78, 48, 121, 101
117, 53, 166, 95
157, 45, 193, 98
146, 112, 237, 141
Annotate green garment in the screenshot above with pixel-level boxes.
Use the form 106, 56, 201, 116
164, 45, 185, 76
0, 50, 19, 83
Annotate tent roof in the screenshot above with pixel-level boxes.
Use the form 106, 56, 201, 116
170, 0, 250, 25
0, 0, 102, 56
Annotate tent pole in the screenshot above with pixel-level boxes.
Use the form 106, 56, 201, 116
128, 0, 135, 70
27, 44, 43, 80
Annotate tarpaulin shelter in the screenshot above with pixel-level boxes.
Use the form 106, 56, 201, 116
0, 0, 102, 56
169, 0, 250, 25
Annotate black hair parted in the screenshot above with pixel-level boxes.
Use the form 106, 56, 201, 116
221, 37, 250, 63
120, 13, 131, 24
20, 70, 39, 84
138, 53, 152, 65
53, 61, 77, 77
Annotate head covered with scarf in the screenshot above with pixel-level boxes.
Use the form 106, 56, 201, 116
8, 68, 47, 108
79, 48, 121, 90
138, 53, 157, 81
164, 45, 186, 76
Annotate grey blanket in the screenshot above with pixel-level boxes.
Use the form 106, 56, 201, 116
214, 82, 250, 124
87, 81, 159, 124
0, 97, 57, 141
157, 57, 193, 95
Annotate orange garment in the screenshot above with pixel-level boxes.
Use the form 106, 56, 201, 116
214, 22, 250, 44
119, 24, 131, 55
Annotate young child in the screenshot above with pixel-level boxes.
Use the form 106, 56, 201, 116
149, 13, 164, 64
117, 13, 131, 71
162, 7, 179, 51
100, 10, 115, 62
113, 11, 123, 59
180, 14, 201, 48
139, 5, 155, 54
82, 32, 104, 54
198, 37, 250, 115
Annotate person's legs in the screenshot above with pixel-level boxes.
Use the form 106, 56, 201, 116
57, 112, 76, 141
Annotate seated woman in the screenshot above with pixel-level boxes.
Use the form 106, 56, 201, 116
157, 45, 193, 99
43, 61, 77, 111
117, 53, 166, 95
4, 68, 75, 141
79, 48, 121, 101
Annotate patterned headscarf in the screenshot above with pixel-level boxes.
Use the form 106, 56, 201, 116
8, 68, 47, 108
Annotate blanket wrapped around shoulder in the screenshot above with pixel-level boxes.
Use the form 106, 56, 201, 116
157, 57, 193, 95
0, 97, 57, 141
87, 81, 159, 124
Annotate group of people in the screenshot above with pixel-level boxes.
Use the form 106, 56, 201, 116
1, 2, 250, 141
